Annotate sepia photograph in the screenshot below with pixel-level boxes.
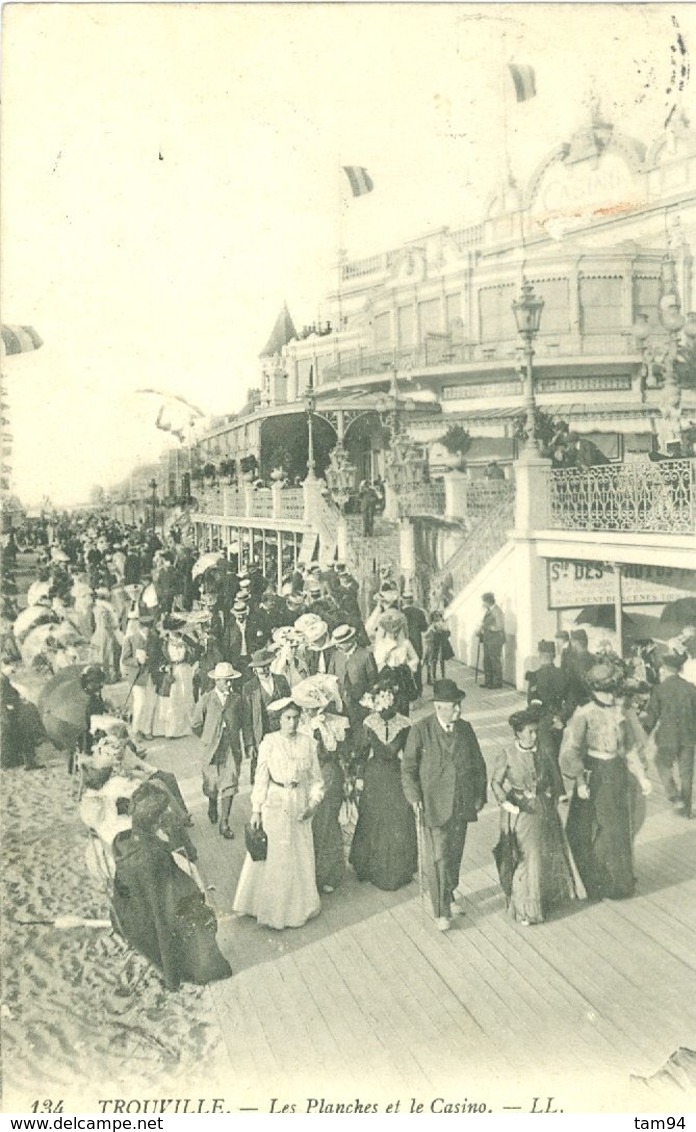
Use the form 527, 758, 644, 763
1, 1, 696, 1115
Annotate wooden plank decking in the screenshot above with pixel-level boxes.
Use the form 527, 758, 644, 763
150, 666, 696, 1113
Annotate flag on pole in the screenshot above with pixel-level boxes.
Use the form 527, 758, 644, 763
342, 166, 374, 197
508, 63, 536, 103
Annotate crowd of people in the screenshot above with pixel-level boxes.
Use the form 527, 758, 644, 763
1, 513, 695, 992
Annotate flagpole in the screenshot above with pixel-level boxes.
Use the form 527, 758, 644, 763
337, 161, 346, 335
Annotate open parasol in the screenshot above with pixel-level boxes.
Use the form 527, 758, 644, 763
19, 622, 86, 668
13, 605, 56, 644
574, 605, 637, 634
659, 597, 696, 632
192, 551, 221, 580
37, 666, 90, 749
26, 580, 52, 607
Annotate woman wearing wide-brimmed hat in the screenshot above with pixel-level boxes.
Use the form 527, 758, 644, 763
233, 696, 325, 929
373, 609, 419, 716
560, 661, 649, 901
293, 675, 349, 894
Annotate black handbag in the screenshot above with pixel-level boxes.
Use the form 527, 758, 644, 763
244, 822, 268, 862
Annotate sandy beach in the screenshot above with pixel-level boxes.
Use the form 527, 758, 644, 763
1, 738, 230, 1111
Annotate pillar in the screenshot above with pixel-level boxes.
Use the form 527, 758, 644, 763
383, 480, 399, 522
399, 519, 416, 592
302, 475, 324, 524
336, 515, 348, 561
512, 451, 555, 689
443, 470, 469, 522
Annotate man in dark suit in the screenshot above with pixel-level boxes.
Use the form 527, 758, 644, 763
192, 662, 244, 838
241, 649, 290, 785
642, 652, 696, 818
478, 592, 505, 689
401, 679, 487, 930
328, 624, 378, 739
402, 591, 428, 695
223, 598, 269, 676
564, 628, 597, 714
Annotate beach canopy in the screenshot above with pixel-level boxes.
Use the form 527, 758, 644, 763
1, 325, 43, 355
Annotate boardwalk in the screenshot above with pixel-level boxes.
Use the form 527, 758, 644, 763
147, 664, 696, 1113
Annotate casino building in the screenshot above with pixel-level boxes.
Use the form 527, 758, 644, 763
122, 105, 696, 688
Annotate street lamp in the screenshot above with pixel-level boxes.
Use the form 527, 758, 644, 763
632, 254, 696, 449
303, 386, 317, 480
149, 478, 158, 533
512, 278, 545, 453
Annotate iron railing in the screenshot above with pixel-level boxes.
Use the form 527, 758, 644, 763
464, 479, 515, 518
397, 481, 446, 518
548, 459, 696, 534
432, 498, 516, 607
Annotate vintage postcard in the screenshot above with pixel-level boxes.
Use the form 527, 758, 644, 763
2, 1, 696, 1117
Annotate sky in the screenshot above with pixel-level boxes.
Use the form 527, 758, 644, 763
2, 2, 696, 506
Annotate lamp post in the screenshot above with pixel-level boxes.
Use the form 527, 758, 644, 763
149, 477, 158, 534
632, 254, 696, 450
512, 278, 545, 454
303, 386, 317, 480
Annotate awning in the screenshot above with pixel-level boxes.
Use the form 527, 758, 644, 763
445, 402, 658, 424
2, 325, 43, 355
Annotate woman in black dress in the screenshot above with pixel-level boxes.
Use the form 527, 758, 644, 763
349, 676, 417, 891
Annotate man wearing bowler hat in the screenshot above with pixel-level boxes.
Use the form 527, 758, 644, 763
401, 679, 487, 930
192, 661, 244, 838
241, 649, 291, 785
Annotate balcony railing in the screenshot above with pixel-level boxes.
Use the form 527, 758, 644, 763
322, 333, 638, 384
278, 488, 305, 520
397, 481, 446, 518
464, 479, 515, 517
547, 459, 696, 535
193, 483, 307, 525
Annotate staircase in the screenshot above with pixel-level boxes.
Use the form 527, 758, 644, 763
431, 497, 515, 610
344, 515, 401, 613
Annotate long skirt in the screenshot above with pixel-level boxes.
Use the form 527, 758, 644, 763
350, 756, 417, 891
565, 755, 634, 901
111, 830, 231, 991
505, 796, 575, 924
132, 679, 157, 737
152, 665, 195, 738
90, 630, 121, 683
312, 758, 345, 890
233, 781, 321, 929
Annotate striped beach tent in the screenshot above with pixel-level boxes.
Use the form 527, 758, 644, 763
1, 325, 43, 356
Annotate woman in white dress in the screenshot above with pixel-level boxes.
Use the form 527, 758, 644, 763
233, 698, 325, 929
89, 588, 121, 683
152, 632, 195, 739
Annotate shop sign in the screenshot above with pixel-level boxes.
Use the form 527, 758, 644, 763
547, 559, 696, 608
